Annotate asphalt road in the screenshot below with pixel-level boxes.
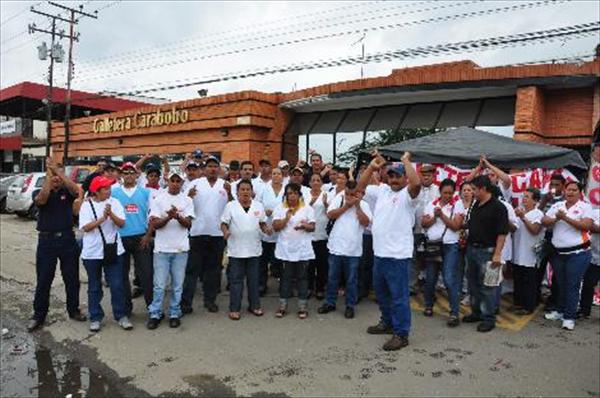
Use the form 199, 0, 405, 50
1, 214, 599, 397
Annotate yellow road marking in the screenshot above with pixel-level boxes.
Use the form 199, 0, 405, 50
410, 291, 541, 331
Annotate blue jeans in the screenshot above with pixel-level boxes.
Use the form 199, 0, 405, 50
424, 243, 461, 316
83, 256, 127, 322
34, 232, 81, 321
551, 250, 592, 321
373, 256, 411, 337
228, 257, 261, 312
148, 252, 188, 319
326, 254, 360, 308
466, 246, 497, 324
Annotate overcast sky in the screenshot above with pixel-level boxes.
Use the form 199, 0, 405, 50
1, 1, 598, 161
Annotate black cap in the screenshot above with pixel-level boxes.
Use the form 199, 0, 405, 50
229, 160, 240, 171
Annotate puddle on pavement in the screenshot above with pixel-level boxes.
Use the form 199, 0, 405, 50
1, 329, 123, 398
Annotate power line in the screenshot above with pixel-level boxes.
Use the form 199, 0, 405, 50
76, 0, 388, 66
77, 1, 434, 71
0, 0, 116, 56
76, 0, 466, 75
75, 0, 562, 83
0, 1, 42, 27
112, 21, 599, 96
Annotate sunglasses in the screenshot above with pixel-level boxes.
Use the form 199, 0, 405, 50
122, 170, 136, 175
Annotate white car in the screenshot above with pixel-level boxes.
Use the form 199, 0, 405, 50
6, 172, 46, 219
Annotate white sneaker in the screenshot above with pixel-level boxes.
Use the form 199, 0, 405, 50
544, 311, 563, 321
89, 321, 101, 332
562, 319, 575, 331
118, 316, 133, 330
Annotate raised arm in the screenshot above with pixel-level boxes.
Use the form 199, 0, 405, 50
402, 152, 421, 199
482, 156, 511, 190
135, 154, 152, 172
357, 150, 386, 193
34, 167, 53, 207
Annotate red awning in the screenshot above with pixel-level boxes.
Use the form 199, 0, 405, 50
0, 135, 22, 151
0, 82, 149, 112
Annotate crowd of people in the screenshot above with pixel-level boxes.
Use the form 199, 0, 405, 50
26, 145, 599, 351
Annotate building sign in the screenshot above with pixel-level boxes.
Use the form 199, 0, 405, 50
0, 119, 20, 135
93, 107, 189, 133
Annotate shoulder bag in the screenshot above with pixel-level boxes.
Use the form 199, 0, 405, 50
425, 205, 454, 262
88, 199, 118, 267
326, 195, 344, 236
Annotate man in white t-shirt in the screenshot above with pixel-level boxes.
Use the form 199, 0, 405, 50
147, 171, 194, 330
252, 159, 272, 198
181, 156, 232, 314
221, 179, 272, 320
512, 188, 544, 315
357, 151, 421, 351
318, 180, 372, 319
232, 160, 257, 200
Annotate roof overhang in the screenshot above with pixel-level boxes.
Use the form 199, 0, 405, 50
0, 82, 150, 120
280, 75, 598, 113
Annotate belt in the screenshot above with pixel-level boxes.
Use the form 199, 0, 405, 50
39, 230, 73, 239
555, 241, 591, 254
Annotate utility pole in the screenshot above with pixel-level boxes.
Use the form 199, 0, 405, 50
47, 2, 97, 166
29, 8, 70, 160
351, 33, 366, 79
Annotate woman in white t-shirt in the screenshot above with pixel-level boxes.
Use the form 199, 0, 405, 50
272, 183, 316, 319
79, 176, 130, 333
257, 168, 285, 292
308, 173, 329, 300
542, 181, 594, 330
579, 210, 599, 319
221, 179, 271, 320
420, 179, 465, 327
512, 188, 544, 315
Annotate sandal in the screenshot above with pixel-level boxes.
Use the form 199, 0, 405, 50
298, 310, 308, 320
228, 312, 241, 321
248, 308, 264, 317
423, 308, 433, 317
275, 307, 287, 318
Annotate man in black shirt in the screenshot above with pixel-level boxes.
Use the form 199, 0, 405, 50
302, 153, 331, 186
28, 158, 87, 332
463, 175, 509, 332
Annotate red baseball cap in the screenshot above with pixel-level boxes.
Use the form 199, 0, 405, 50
90, 176, 116, 193
121, 162, 136, 171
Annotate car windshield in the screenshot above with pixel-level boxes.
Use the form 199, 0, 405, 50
35, 176, 46, 187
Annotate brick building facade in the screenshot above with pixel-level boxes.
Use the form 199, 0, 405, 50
50, 58, 600, 164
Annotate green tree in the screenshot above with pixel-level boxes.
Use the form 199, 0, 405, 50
336, 128, 441, 165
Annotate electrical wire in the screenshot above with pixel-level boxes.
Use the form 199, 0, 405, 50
78, 0, 389, 66
0, 0, 119, 56
77, 0, 472, 75
78, 0, 434, 70
75, 0, 563, 83
111, 22, 599, 96
0, 2, 42, 27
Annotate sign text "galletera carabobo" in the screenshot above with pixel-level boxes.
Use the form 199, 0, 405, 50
92, 107, 189, 133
